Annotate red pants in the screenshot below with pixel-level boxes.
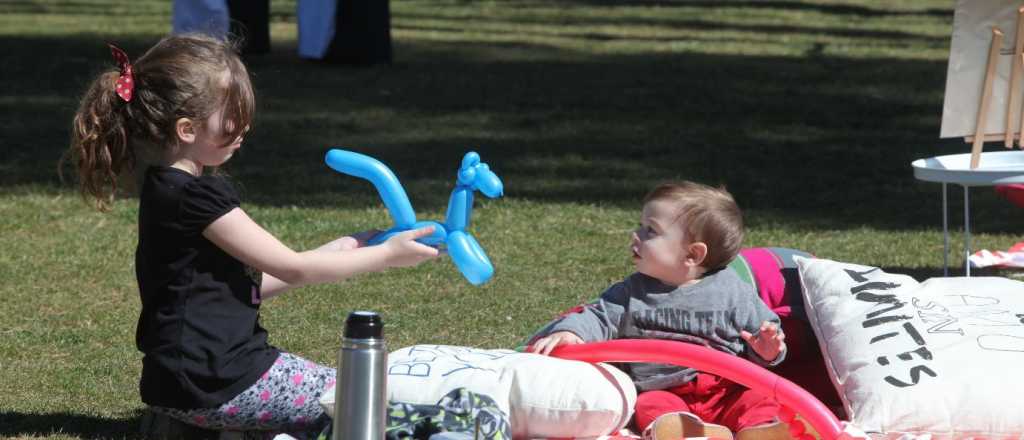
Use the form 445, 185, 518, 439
634, 373, 779, 432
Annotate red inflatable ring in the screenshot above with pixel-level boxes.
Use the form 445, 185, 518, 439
549, 339, 842, 440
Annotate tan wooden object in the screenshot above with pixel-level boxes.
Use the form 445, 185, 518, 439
971, 27, 1004, 169
1017, 52, 1024, 148
966, 132, 1022, 143
1007, 8, 1024, 148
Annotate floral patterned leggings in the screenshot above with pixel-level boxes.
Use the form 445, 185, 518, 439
152, 352, 336, 439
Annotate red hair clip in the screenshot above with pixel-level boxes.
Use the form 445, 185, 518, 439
108, 43, 134, 102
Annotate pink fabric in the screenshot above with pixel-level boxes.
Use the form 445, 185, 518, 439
738, 248, 790, 318
738, 248, 846, 420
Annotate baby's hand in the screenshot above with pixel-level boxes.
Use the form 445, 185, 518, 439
382, 226, 441, 268
528, 331, 584, 356
740, 321, 786, 362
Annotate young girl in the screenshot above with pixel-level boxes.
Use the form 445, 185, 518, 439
64, 34, 439, 437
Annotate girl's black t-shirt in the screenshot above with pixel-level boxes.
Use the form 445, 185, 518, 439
135, 166, 279, 409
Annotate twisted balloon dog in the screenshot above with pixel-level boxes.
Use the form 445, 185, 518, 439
325, 149, 504, 285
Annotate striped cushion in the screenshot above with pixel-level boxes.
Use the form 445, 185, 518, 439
730, 247, 813, 320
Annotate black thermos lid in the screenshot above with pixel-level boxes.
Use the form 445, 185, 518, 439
344, 311, 383, 339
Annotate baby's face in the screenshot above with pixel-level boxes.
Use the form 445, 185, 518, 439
631, 199, 694, 284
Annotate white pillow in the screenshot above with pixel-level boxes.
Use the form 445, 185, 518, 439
796, 256, 1024, 437
320, 344, 636, 439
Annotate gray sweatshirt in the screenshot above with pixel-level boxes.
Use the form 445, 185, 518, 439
532, 268, 785, 391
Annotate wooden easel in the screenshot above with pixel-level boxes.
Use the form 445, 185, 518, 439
965, 7, 1024, 168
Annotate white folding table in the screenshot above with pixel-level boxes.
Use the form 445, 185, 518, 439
912, 150, 1024, 276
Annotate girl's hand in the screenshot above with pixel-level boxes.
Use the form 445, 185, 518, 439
740, 321, 787, 362
528, 331, 584, 356
382, 226, 441, 268
316, 230, 381, 252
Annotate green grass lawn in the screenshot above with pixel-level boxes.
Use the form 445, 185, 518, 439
1, 1, 1020, 438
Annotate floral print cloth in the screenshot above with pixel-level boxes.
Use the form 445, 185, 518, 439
153, 352, 335, 439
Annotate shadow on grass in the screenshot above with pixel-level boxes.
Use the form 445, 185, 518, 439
549, 0, 951, 19
394, 10, 950, 43
0, 1, 166, 16
0, 410, 143, 439
255, 0, 952, 23
4, 4, 1011, 233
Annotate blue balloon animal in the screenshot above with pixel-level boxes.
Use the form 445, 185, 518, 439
325, 149, 504, 285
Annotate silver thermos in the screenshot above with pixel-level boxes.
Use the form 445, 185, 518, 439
333, 311, 387, 440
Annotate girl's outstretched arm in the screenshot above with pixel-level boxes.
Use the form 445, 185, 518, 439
204, 208, 439, 297
259, 229, 379, 298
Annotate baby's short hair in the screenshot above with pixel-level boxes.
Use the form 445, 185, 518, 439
643, 181, 744, 270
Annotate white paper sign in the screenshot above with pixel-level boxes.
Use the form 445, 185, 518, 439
941, 1, 1024, 139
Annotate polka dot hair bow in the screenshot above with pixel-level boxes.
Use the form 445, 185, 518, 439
108, 44, 134, 102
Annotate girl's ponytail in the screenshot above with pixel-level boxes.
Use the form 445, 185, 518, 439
65, 70, 135, 211
63, 35, 255, 211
